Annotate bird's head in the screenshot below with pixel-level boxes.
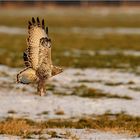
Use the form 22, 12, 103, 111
40, 37, 51, 48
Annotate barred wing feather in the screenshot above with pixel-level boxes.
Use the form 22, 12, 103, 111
25, 17, 48, 70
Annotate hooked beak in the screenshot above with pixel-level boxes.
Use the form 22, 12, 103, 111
47, 41, 51, 48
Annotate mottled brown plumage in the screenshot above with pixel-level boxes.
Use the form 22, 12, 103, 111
17, 17, 63, 96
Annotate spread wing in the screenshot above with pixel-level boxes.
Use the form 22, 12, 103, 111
24, 17, 49, 69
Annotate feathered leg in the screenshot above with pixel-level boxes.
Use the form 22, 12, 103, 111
37, 79, 46, 96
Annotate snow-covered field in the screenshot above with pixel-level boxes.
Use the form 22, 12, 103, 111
0, 65, 140, 139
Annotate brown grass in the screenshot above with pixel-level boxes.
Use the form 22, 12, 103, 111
0, 112, 139, 137
44, 112, 140, 136
72, 85, 132, 100
1, 33, 140, 69
0, 117, 37, 138
1, 8, 140, 28
1, 8, 140, 69
55, 110, 65, 115
7, 110, 17, 114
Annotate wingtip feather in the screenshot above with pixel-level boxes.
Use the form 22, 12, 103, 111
46, 26, 48, 34
32, 17, 35, 24
42, 19, 45, 29
37, 17, 40, 26
28, 21, 32, 25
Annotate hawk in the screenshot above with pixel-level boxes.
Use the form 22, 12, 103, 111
17, 17, 63, 96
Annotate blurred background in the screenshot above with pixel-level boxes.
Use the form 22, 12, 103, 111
0, 0, 140, 70
0, 1, 140, 139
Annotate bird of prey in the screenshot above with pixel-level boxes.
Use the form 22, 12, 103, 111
17, 17, 63, 96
